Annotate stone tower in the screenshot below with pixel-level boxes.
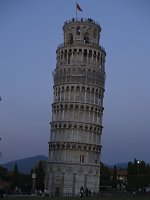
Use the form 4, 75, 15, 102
45, 18, 106, 196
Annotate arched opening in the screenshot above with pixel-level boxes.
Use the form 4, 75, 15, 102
68, 49, 72, 64
89, 50, 92, 57
79, 49, 82, 54
68, 33, 73, 44
83, 49, 87, 57
64, 50, 67, 62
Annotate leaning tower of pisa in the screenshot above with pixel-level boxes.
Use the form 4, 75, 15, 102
45, 18, 106, 196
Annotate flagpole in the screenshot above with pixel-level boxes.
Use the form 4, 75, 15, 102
76, 2, 83, 19
76, 0, 77, 21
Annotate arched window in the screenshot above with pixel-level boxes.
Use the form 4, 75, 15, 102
89, 50, 92, 57
83, 49, 87, 57
68, 33, 73, 44
79, 49, 82, 54
68, 49, 72, 64
64, 50, 67, 61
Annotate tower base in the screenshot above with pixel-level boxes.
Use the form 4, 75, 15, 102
45, 162, 100, 196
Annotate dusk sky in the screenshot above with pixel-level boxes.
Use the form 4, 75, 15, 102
0, 0, 150, 165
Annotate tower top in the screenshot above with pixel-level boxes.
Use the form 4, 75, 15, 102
63, 18, 101, 31
62, 18, 102, 48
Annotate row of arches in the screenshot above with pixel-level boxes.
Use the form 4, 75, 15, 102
54, 66, 105, 78
52, 102, 103, 123
49, 142, 101, 153
50, 122, 102, 145
52, 110, 102, 125
51, 121, 102, 132
54, 84, 104, 94
52, 103, 103, 114
53, 66, 105, 88
57, 48, 104, 60
50, 128, 101, 146
54, 76, 104, 89
53, 84, 104, 105
56, 47, 105, 69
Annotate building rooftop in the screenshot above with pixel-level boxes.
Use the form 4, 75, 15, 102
64, 18, 100, 27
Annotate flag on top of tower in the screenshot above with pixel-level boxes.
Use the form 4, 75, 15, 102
76, 3, 83, 12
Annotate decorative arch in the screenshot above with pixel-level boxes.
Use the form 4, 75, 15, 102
68, 33, 73, 44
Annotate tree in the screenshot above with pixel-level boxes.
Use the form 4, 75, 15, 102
0, 165, 9, 182
35, 161, 45, 192
127, 162, 133, 175
112, 165, 118, 189
100, 162, 111, 186
19, 173, 32, 194
127, 159, 150, 191
11, 164, 20, 190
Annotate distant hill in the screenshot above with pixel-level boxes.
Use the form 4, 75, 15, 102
2, 156, 128, 174
104, 162, 128, 169
116, 162, 128, 169
2, 155, 48, 174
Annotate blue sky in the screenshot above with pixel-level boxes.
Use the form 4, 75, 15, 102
0, 0, 150, 164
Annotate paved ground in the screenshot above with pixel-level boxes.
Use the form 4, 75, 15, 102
2, 193, 150, 200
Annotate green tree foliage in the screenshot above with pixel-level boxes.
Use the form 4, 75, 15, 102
35, 161, 45, 192
127, 162, 133, 175
11, 164, 19, 189
112, 165, 118, 189
100, 162, 111, 186
133, 159, 138, 175
0, 165, 10, 182
127, 159, 150, 191
0, 160, 45, 194
10, 164, 32, 193
19, 173, 32, 193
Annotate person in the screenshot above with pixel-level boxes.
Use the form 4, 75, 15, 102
0, 186, 4, 199
80, 186, 84, 197
85, 187, 88, 197
88, 189, 91, 197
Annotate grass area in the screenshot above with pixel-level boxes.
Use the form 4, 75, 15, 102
3, 194, 150, 200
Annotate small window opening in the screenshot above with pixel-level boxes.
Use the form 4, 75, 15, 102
76, 26, 81, 35
69, 33, 73, 44
84, 33, 89, 44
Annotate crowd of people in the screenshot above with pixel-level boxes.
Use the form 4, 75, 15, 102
80, 186, 93, 197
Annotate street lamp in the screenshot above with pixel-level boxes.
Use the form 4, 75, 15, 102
137, 160, 140, 175
137, 160, 141, 192
32, 172, 36, 195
